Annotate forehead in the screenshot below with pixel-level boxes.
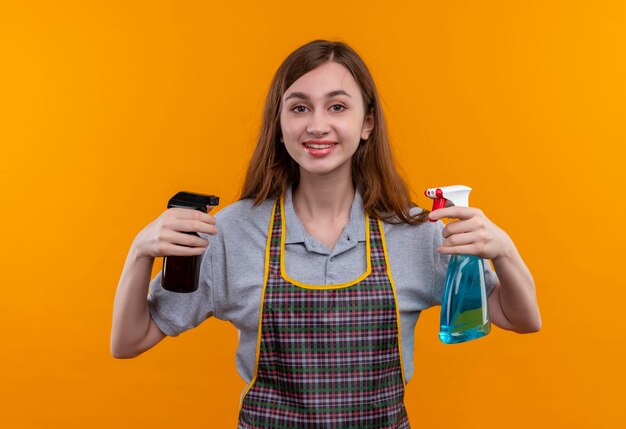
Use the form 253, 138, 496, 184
283, 62, 362, 101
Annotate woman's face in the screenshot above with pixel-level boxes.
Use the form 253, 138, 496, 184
279, 62, 374, 179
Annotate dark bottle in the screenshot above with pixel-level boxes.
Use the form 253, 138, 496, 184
162, 191, 219, 293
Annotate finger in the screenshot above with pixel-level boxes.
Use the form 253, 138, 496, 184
166, 211, 217, 234
437, 244, 480, 256
428, 206, 478, 221
160, 241, 208, 257
442, 218, 480, 238
195, 209, 217, 224
176, 219, 218, 235
441, 231, 481, 248
436, 243, 483, 256
163, 229, 211, 247
170, 208, 217, 224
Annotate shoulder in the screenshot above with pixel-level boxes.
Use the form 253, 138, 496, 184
211, 198, 276, 238
381, 206, 444, 246
215, 198, 274, 220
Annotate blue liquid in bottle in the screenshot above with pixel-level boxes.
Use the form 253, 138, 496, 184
439, 254, 490, 344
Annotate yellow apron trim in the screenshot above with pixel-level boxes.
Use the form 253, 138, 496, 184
378, 218, 407, 387
279, 195, 372, 290
238, 200, 277, 409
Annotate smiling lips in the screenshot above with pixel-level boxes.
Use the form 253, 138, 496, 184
303, 140, 337, 157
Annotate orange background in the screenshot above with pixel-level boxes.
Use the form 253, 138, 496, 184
1, 1, 624, 427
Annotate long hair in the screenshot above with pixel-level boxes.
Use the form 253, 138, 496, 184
240, 40, 429, 225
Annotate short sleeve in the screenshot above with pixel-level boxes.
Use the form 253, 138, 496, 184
431, 220, 499, 306
147, 232, 216, 336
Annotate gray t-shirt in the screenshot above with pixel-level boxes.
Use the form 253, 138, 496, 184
148, 188, 498, 384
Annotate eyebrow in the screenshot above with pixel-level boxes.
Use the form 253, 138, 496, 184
284, 90, 352, 101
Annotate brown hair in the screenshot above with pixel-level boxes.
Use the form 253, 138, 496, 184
240, 39, 429, 225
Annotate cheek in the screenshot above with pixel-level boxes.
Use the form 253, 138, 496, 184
280, 117, 305, 140
338, 118, 366, 140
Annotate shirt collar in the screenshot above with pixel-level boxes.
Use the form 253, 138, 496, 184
283, 186, 367, 245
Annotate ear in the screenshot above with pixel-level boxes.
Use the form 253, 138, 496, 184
361, 109, 375, 140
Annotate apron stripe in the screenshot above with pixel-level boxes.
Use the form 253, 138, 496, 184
239, 200, 278, 406
378, 220, 407, 386
279, 197, 373, 290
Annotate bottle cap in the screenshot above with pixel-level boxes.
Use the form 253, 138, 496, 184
167, 191, 220, 213
424, 185, 472, 222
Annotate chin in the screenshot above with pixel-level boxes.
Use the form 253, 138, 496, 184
299, 163, 350, 178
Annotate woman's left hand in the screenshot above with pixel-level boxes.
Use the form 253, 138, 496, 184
428, 207, 514, 261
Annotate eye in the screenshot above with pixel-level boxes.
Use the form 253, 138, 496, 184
292, 105, 308, 113
330, 104, 346, 112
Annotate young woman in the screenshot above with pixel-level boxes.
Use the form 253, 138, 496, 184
111, 40, 541, 428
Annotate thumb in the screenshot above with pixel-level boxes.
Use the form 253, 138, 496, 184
428, 210, 441, 221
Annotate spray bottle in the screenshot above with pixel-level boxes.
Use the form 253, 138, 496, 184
425, 185, 490, 344
162, 191, 219, 293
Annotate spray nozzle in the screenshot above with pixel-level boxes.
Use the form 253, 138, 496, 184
424, 185, 472, 222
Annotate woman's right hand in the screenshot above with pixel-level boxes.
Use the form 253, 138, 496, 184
132, 206, 218, 259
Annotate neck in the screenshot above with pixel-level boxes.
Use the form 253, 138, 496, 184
292, 169, 355, 223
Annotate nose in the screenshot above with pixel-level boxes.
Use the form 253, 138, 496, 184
306, 110, 330, 135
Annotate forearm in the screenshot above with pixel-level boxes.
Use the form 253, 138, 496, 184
110, 245, 160, 357
491, 244, 542, 332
